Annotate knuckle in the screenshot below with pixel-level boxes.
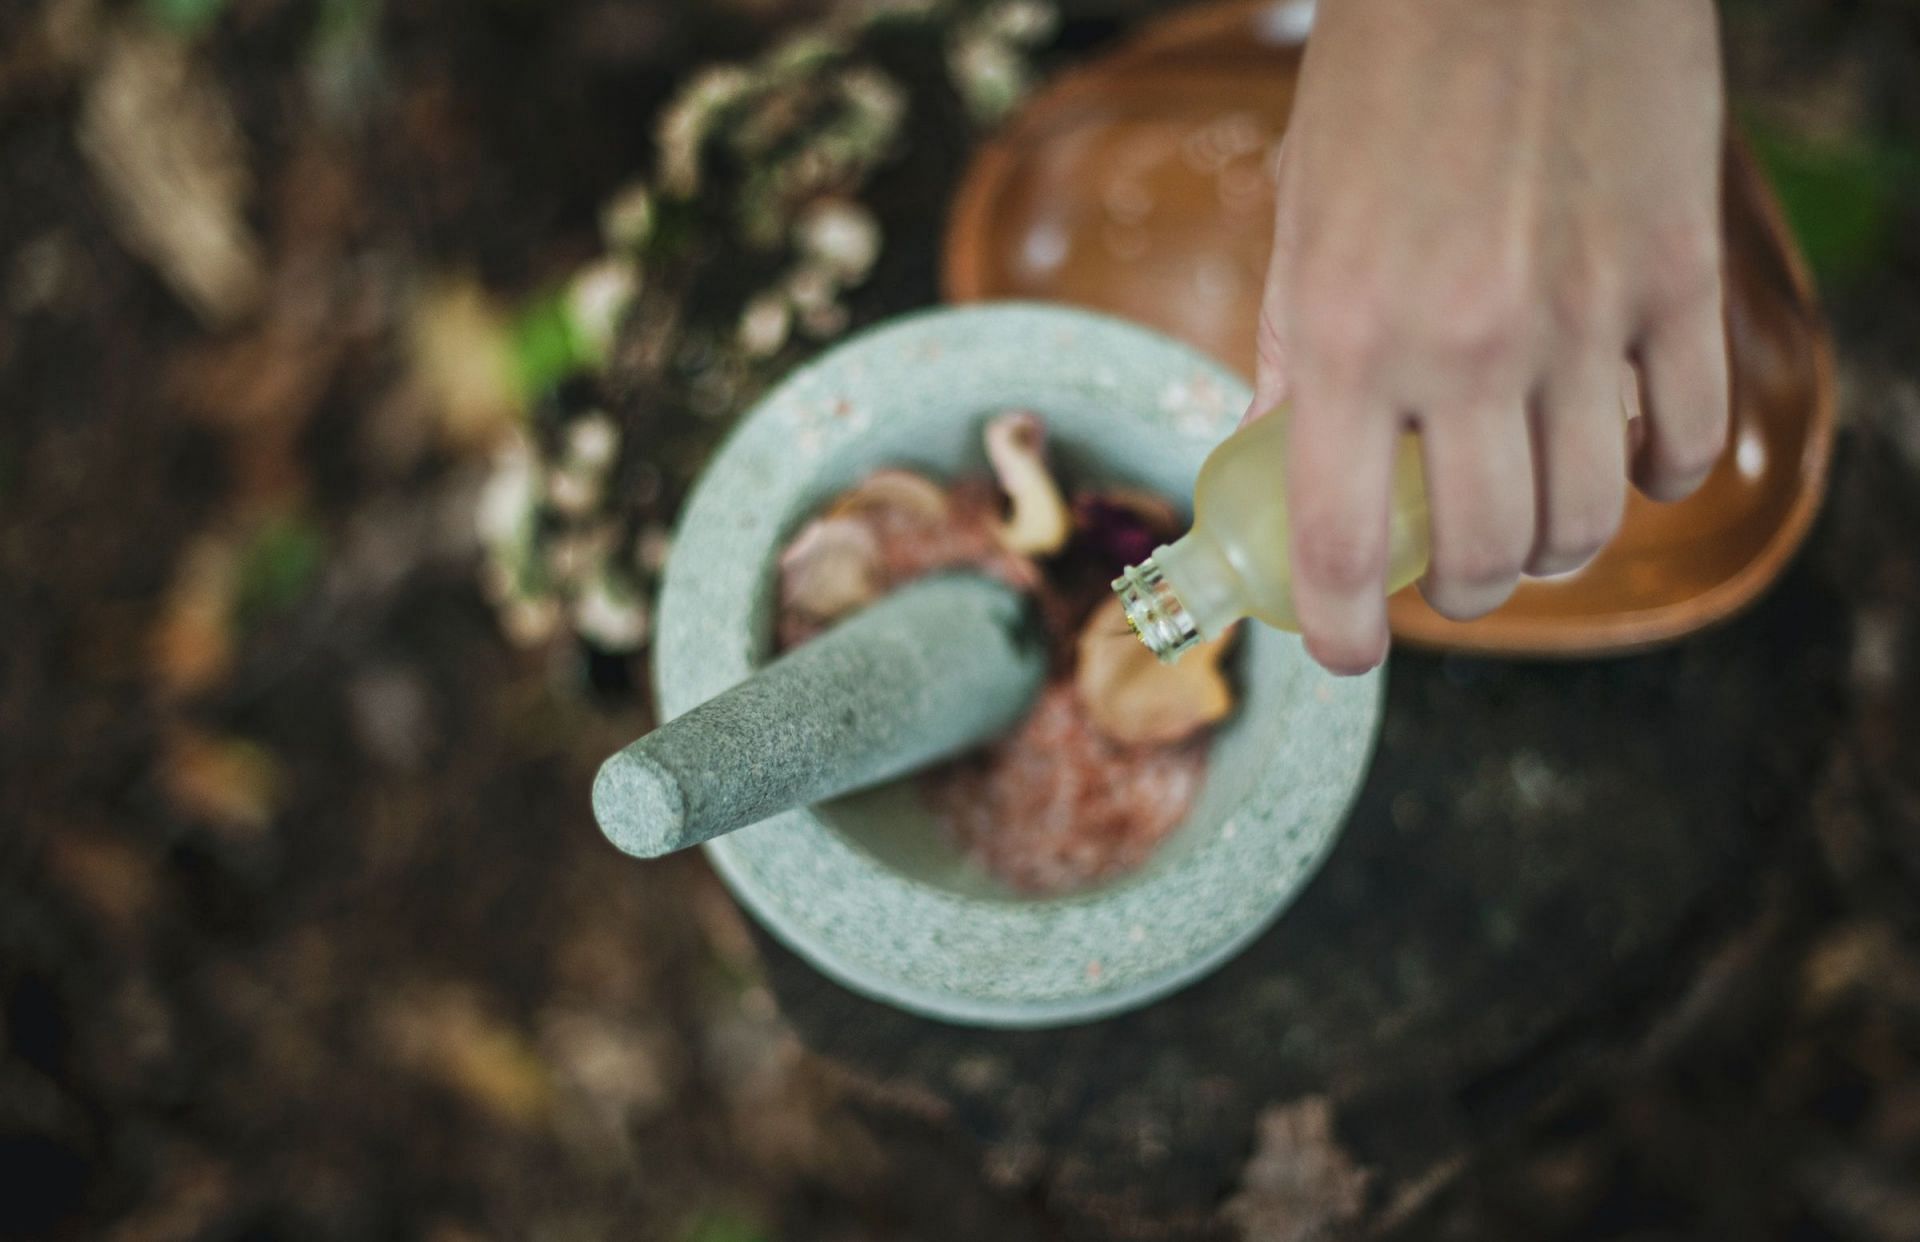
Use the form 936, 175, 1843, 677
1643, 223, 1723, 319
1296, 284, 1384, 377
1548, 262, 1620, 340
1428, 279, 1527, 374
1293, 515, 1385, 593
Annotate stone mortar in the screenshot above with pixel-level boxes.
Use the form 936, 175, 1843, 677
651, 302, 1385, 1027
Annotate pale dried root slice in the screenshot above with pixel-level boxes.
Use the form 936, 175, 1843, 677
777, 515, 882, 623
1075, 596, 1235, 746
824, 468, 950, 525
984, 410, 1072, 555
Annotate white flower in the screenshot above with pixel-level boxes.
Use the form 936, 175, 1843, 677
574, 573, 650, 651
568, 259, 638, 360
565, 414, 620, 474
796, 199, 881, 285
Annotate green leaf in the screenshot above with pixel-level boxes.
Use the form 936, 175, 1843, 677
1747, 123, 1919, 288
234, 514, 328, 625
314, 0, 381, 41
309, 0, 384, 116
510, 292, 593, 403
145, 0, 229, 36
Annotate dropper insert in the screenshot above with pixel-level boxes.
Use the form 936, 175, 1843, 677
1112, 556, 1201, 664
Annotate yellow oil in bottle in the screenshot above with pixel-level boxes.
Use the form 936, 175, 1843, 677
1114, 408, 1431, 662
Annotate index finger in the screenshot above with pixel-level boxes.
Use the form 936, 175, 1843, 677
1284, 386, 1401, 675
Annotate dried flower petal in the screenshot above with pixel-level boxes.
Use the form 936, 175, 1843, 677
778, 516, 882, 621
546, 525, 618, 584
599, 183, 655, 252
982, 0, 1059, 45
545, 465, 602, 518
984, 410, 1072, 555
564, 414, 620, 474
836, 68, 907, 149
657, 67, 754, 196
1075, 597, 1234, 745
948, 34, 1029, 124
503, 596, 562, 646
573, 572, 650, 652
786, 264, 836, 312
477, 431, 538, 544
1072, 489, 1182, 572
567, 258, 638, 360
738, 291, 792, 358
796, 199, 881, 286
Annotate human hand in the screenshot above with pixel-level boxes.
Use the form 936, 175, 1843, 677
1254, 0, 1731, 673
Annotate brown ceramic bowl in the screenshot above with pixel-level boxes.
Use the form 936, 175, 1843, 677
943, 0, 1835, 657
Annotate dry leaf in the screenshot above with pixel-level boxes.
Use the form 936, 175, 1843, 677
377, 985, 553, 1126
1226, 1097, 1373, 1242
43, 832, 156, 936
150, 534, 240, 699
984, 410, 1071, 555
540, 1009, 674, 1129
407, 276, 521, 451
777, 515, 882, 621
78, 28, 262, 327
1076, 597, 1234, 745
159, 726, 282, 839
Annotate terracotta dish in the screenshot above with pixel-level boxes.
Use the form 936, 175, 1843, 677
943, 0, 1835, 656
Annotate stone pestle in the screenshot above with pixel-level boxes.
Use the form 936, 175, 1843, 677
592, 574, 1047, 859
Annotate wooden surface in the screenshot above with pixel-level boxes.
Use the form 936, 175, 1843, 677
943, 0, 1836, 659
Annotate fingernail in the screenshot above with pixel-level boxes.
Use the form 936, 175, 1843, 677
1300, 596, 1388, 675
1305, 631, 1388, 676
1525, 550, 1598, 580
1420, 577, 1518, 622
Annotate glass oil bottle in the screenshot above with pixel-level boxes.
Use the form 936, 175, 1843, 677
1114, 409, 1431, 662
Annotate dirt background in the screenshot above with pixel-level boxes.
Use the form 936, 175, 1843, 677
3, 1, 1919, 1239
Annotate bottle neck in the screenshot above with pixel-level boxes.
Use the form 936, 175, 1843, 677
1112, 527, 1243, 664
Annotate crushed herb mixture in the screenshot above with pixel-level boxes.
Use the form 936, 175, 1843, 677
776, 412, 1235, 894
